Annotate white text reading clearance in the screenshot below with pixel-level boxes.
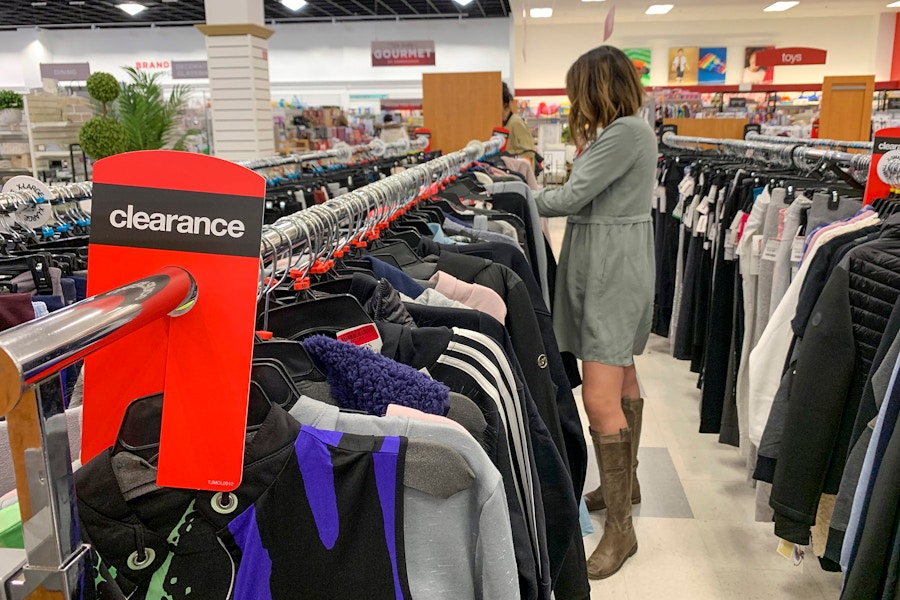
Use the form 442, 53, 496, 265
109, 205, 245, 238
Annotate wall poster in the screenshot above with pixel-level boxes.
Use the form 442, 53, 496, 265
744, 46, 776, 84
623, 48, 652, 86
698, 47, 727, 84
668, 47, 699, 86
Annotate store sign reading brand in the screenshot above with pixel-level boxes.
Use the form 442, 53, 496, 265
135, 60, 171, 70
754, 47, 827, 67
171, 60, 209, 79
372, 41, 436, 67
39, 62, 91, 81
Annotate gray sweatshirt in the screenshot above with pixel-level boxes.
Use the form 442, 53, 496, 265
289, 396, 520, 600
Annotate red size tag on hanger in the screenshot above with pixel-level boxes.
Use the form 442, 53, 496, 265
864, 127, 900, 205
84, 151, 266, 492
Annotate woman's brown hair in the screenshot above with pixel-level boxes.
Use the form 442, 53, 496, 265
566, 45, 644, 147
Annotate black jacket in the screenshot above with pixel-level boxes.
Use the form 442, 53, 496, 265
771, 214, 900, 544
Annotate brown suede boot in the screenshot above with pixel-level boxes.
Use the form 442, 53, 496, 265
584, 397, 644, 511
587, 428, 638, 579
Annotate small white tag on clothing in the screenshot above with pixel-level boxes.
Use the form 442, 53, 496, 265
791, 236, 805, 264
761, 238, 780, 262
749, 235, 763, 276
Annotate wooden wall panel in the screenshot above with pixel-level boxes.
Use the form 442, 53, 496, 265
423, 72, 502, 154
819, 75, 875, 142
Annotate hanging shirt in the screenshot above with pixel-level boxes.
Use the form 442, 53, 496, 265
77, 405, 412, 600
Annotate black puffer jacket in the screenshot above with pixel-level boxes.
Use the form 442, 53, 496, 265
771, 214, 900, 544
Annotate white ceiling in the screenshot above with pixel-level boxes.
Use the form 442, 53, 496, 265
509, 0, 900, 24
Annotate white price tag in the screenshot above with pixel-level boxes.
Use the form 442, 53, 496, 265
749, 234, 763, 276
695, 214, 708, 237
724, 229, 736, 261
696, 197, 711, 216
761, 238, 780, 262
791, 236, 806, 263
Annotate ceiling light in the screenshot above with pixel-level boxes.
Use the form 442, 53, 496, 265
69, 1, 85, 4
582, 0, 606, 3
888, 1, 900, 6
529, 7, 553, 17
645, 4, 673, 14
764, 1, 798, 11
281, 0, 308, 10
118, 2, 146, 15
454, 0, 475, 6
31, 2, 47, 6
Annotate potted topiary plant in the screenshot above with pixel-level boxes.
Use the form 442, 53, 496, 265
79, 72, 129, 159
0, 90, 24, 127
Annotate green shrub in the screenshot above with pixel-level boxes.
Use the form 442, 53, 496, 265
79, 116, 128, 159
86, 72, 120, 105
0, 90, 23, 111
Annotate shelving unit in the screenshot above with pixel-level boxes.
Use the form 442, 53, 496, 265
0, 118, 30, 182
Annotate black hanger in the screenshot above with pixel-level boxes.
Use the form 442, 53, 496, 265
261, 294, 373, 340
112, 394, 165, 463
253, 339, 326, 383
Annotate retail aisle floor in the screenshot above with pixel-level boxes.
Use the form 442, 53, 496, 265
545, 218, 844, 599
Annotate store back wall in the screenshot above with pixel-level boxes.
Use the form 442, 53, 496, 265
514, 13, 892, 90
0, 18, 513, 98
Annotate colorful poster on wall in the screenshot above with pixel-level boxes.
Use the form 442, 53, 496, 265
744, 46, 775, 84
668, 47, 699, 85
697, 47, 727, 84
624, 48, 652, 86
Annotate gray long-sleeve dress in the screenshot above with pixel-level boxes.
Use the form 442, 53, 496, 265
534, 115, 657, 367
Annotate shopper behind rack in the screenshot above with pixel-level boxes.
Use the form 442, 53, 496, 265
502, 83, 536, 163
379, 114, 409, 144
532, 45, 656, 580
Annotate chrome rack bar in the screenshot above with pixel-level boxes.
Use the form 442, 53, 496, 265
238, 137, 429, 172
0, 266, 197, 600
661, 132, 872, 174
258, 136, 503, 267
745, 132, 873, 151
0, 182, 93, 214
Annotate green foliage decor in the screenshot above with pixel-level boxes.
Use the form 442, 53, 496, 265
0, 90, 24, 111
118, 67, 193, 152
85, 72, 120, 116
79, 117, 128, 160
79, 68, 195, 160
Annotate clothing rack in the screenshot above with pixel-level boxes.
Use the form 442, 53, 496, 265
661, 132, 872, 176
0, 181, 93, 213
258, 136, 505, 269
745, 132, 874, 151
0, 266, 197, 600
0, 135, 504, 599
238, 137, 429, 172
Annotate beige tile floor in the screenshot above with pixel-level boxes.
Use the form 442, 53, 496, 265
545, 218, 844, 599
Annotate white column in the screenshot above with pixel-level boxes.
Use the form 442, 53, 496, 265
197, 0, 274, 161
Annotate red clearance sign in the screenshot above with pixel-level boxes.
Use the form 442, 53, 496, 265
755, 47, 827, 67
84, 150, 266, 491
372, 40, 436, 67
864, 127, 900, 205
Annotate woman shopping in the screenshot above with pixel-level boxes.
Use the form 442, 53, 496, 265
533, 45, 657, 580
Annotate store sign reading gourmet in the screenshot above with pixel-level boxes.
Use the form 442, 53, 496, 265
372, 41, 436, 67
